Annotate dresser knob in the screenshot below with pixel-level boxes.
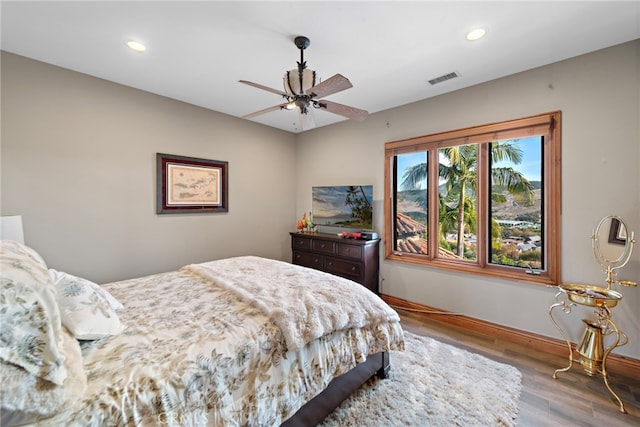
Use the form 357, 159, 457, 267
351, 266, 356, 271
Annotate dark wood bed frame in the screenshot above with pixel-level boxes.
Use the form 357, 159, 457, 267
281, 352, 389, 426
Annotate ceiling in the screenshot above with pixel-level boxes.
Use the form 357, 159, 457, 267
2, 1, 639, 133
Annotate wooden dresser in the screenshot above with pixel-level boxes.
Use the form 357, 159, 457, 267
290, 232, 380, 293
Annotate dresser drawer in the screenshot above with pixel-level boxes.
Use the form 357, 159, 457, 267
292, 237, 312, 251
336, 243, 362, 260
293, 251, 324, 269
290, 232, 380, 294
312, 240, 335, 255
325, 256, 362, 280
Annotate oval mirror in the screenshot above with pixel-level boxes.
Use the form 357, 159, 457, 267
593, 216, 632, 269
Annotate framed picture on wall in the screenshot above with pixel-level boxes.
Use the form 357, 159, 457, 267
156, 153, 228, 214
608, 217, 626, 245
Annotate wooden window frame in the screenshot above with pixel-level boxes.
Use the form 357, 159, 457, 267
384, 112, 561, 286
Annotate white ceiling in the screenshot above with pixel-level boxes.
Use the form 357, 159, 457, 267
2, 1, 639, 133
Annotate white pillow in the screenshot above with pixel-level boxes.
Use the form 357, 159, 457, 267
49, 270, 125, 340
0, 240, 68, 385
48, 269, 124, 312
1, 239, 47, 267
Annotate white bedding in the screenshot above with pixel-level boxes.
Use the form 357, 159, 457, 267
182, 256, 401, 352
16, 256, 404, 426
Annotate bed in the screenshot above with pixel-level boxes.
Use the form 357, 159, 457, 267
0, 240, 405, 426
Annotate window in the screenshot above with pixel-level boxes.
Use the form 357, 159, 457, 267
384, 112, 561, 285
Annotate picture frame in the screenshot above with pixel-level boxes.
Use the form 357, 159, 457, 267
312, 185, 374, 229
608, 217, 626, 245
156, 153, 228, 214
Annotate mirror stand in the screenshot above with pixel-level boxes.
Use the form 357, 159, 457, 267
548, 215, 636, 413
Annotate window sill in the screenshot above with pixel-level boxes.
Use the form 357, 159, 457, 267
385, 252, 558, 286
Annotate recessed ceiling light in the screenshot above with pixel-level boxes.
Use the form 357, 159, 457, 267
466, 28, 486, 41
127, 40, 146, 52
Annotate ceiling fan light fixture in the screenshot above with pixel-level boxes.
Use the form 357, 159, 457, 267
284, 68, 316, 96
240, 35, 367, 130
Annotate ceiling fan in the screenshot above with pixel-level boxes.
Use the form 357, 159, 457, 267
239, 36, 368, 131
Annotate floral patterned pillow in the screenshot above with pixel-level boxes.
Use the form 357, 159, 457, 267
1, 239, 47, 268
0, 240, 68, 385
50, 271, 125, 340
49, 269, 124, 312
0, 327, 87, 419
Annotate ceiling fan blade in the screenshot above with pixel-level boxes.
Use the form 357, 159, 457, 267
242, 103, 287, 119
317, 100, 368, 121
306, 74, 352, 98
299, 110, 316, 131
239, 80, 288, 97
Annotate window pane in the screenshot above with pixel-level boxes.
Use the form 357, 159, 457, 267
385, 112, 560, 285
438, 145, 477, 261
489, 137, 543, 270
395, 152, 428, 254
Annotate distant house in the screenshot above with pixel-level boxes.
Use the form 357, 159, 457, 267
517, 242, 538, 252
496, 219, 535, 229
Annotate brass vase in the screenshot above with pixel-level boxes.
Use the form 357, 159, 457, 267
576, 318, 605, 376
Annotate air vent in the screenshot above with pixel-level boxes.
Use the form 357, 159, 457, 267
427, 71, 460, 85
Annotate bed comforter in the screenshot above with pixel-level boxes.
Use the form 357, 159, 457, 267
35, 256, 404, 426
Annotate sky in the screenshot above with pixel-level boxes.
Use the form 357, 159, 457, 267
492, 136, 542, 181
397, 136, 542, 187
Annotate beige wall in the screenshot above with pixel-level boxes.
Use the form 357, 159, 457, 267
295, 40, 640, 359
1, 52, 297, 283
2, 41, 639, 360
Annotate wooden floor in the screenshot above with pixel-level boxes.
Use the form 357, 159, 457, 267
397, 309, 640, 427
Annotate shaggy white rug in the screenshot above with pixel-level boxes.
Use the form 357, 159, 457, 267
320, 331, 522, 426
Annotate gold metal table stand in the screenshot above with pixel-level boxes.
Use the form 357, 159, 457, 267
548, 289, 629, 413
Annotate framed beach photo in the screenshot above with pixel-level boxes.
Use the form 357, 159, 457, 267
156, 153, 228, 214
312, 185, 373, 229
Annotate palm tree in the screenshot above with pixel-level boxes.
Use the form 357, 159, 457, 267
439, 145, 477, 256
401, 140, 534, 257
345, 185, 372, 226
